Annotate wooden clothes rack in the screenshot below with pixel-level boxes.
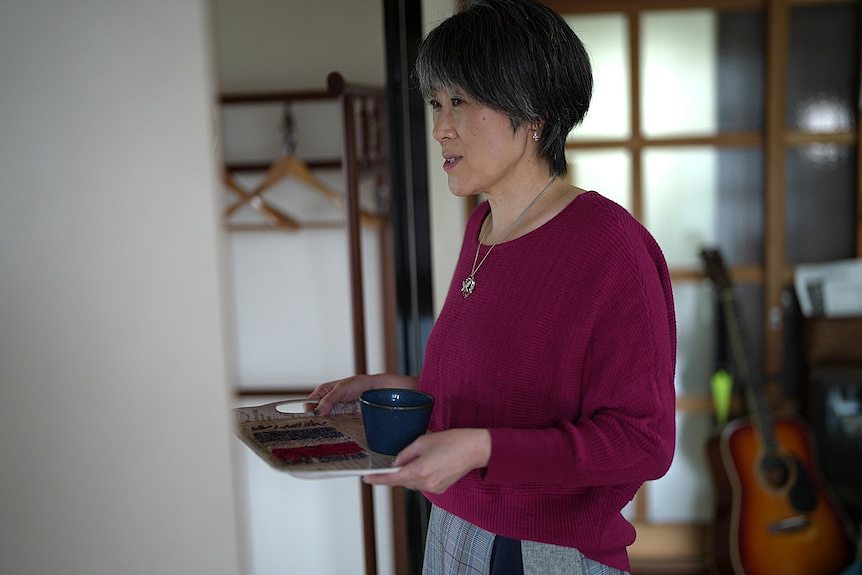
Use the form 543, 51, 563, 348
220, 72, 389, 232
222, 72, 395, 575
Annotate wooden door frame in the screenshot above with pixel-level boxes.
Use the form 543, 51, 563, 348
383, 1, 435, 574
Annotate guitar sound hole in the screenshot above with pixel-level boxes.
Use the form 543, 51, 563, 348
760, 455, 790, 489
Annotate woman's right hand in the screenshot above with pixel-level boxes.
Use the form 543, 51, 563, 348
307, 373, 418, 416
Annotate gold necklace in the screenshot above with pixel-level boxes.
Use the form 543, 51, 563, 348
461, 177, 556, 298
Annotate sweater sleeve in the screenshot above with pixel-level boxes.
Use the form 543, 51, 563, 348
482, 225, 677, 488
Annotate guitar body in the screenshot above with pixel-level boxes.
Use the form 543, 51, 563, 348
701, 249, 854, 574
721, 416, 853, 575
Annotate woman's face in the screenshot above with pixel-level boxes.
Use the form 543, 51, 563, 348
429, 87, 532, 198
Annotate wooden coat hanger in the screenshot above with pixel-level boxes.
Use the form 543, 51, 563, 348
221, 167, 300, 230
223, 103, 383, 229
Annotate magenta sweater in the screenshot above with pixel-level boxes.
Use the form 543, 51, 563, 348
418, 192, 677, 571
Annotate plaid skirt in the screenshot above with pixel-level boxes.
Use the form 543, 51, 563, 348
422, 505, 630, 575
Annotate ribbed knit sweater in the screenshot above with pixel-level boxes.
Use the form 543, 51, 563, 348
419, 191, 677, 572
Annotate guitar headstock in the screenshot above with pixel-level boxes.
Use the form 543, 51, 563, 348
700, 248, 734, 293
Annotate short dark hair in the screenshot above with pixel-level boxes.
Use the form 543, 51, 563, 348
414, 0, 592, 177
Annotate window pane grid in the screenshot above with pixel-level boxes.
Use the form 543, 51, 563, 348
555, 0, 861, 549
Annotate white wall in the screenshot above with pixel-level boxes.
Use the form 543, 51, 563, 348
0, 2, 240, 575
215, 0, 386, 92
423, 0, 465, 313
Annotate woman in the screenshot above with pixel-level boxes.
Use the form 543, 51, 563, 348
308, 1, 677, 573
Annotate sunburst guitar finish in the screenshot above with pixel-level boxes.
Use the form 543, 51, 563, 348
721, 416, 853, 575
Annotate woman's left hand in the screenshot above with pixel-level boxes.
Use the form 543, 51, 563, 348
363, 428, 491, 494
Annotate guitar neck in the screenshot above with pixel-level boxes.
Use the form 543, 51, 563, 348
718, 290, 779, 453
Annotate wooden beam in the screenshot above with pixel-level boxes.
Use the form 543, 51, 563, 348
676, 394, 715, 412
787, 0, 859, 5
629, 523, 708, 563
763, 0, 788, 380
785, 130, 856, 146
635, 487, 649, 523
235, 388, 314, 397
567, 132, 763, 150
544, 0, 764, 13
643, 133, 763, 148
628, 11, 644, 221
224, 158, 342, 172
543, 0, 856, 12
858, 3, 862, 257
220, 90, 335, 105
670, 264, 765, 283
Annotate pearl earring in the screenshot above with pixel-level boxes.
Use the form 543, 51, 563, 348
532, 130, 539, 142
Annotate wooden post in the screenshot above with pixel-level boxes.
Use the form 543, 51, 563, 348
763, 0, 788, 394
336, 74, 378, 575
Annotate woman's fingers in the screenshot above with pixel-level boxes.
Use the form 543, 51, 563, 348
307, 374, 418, 415
307, 377, 361, 416
365, 430, 488, 494
313, 386, 341, 416
305, 382, 337, 415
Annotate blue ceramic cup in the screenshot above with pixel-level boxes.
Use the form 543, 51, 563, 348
359, 388, 434, 456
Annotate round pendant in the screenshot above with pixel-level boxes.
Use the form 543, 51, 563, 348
461, 275, 476, 298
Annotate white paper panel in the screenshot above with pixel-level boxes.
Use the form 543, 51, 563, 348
641, 10, 717, 137
565, 13, 630, 140
567, 148, 632, 213
673, 281, 717, 398
643, 147, 718, 268
647, 411, 716, 523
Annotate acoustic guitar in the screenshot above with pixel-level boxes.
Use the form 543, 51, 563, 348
701, 248, 853, 575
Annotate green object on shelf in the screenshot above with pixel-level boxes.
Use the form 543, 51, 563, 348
711, 369, 733, 426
